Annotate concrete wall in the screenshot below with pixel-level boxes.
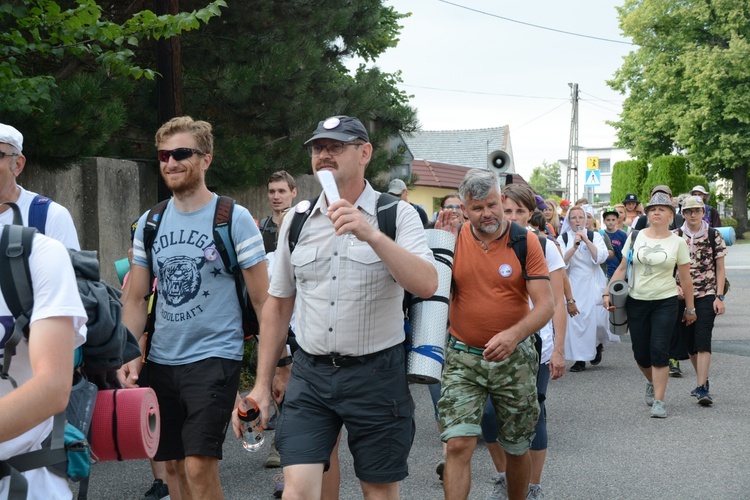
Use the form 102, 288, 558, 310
19, 158, 159, 284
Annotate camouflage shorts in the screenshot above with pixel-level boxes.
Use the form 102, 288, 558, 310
438, 337, 540, 455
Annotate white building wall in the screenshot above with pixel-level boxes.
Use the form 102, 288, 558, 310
560, 146, 633, 204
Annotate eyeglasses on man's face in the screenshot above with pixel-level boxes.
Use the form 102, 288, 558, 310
157, 148, 205, 163
443, 204, 461, 211
306, 141, 363, 157
0, 151, 19, 160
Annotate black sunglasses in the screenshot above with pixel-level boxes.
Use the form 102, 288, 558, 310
157, 148, 205, 162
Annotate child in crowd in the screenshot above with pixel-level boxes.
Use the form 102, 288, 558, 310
602, 207, 628, 280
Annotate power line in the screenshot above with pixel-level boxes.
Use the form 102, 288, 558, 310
579, 98, 621, 114
401, 83, 567, 100
514, 101, 570, 131
436, 0, 635, 46
580, 90, 624, 105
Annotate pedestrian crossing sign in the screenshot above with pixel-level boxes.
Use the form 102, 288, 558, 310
584, 169, 601, 186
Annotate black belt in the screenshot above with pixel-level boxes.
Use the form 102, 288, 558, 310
301, 348, 386, 368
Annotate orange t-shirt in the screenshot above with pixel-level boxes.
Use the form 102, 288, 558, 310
449, 222, 549, 348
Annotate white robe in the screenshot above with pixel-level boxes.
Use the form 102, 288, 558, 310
560, 231, 616, 361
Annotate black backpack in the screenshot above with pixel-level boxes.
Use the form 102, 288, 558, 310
141, 196, 260, 359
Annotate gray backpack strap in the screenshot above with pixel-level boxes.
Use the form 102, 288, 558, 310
0, 203, 36, 388
0, 461, 28, 499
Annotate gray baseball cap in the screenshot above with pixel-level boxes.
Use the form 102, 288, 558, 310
304, 116, 369, 145
388, 179, 407, 195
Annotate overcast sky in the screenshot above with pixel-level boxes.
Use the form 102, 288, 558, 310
350, 0, 634, 180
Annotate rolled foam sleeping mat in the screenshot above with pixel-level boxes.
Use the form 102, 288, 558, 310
716, 226, 735, 246
407, 229, 455, 384
114, 258, 130, 285
90, 388, 160, 462
608, 280, 629, 335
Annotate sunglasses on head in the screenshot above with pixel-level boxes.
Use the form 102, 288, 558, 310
157, 148, 205, 162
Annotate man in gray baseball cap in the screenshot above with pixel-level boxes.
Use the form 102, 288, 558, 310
388, 178, 429, 227
247, 114, 437, 499
0, 123, 80, 249
304, 115, 370, 145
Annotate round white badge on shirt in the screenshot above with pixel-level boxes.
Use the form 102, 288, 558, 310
296, 200, 312, 213
499, 264, 513, 278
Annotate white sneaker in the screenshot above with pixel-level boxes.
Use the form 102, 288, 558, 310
487, 475, 508, 500
527, 484, 545, 499
645, 382, 654, 406
650, 399, 667, 418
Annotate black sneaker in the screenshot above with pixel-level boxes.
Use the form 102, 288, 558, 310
591, 344, 603, 365
435, 457, 445, 481
668, 359, 682, 377
569, 361, 586, 372
144, 479, 169, 500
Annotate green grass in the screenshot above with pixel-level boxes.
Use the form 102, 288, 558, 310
737, 231, 750, 244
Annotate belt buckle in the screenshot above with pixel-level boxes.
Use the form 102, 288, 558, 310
330, 354, 343, 368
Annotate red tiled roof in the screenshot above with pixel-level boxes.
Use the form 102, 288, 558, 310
411, 159, 469, 189
412, 160, 527, 190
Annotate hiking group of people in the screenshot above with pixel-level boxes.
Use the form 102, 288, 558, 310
0, 115, 729, 500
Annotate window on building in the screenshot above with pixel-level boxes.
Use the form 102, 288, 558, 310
599, 158, 611, 174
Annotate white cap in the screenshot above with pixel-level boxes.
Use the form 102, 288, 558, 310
0, 123, 23, 152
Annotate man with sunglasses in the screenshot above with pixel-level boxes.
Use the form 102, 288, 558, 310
119, 116, 269, 499
244, 115, 437, 500
0, 123, 80, 250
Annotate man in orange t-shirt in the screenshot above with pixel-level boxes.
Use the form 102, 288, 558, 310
434, 169, 554, 500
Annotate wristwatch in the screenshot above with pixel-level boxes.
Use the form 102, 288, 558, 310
685, 308, 697, 315
566, 298, 576, 304
277, 356, 293, 367
717, 295, 725, 301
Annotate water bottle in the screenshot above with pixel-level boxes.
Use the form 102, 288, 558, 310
237, 396, 265, 452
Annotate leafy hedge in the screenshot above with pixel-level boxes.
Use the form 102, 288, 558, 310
642, 156, 688, 201
611, 159, 648, 205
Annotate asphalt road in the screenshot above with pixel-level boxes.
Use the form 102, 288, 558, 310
79, 243, 750, 499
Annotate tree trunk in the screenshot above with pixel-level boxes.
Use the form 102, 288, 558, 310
732, 164, 749, 238
154, 0, 183, 202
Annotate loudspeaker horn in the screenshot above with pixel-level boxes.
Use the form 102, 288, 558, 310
487, 150, 511, 174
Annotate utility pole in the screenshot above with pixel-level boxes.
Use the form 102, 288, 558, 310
565, 83, 579, 202
155, 0, 183, 201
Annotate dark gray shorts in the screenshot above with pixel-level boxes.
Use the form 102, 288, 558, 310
149, 357, 241, 461
276, 345, 415, 484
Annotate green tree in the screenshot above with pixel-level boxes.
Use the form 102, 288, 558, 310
527, 160, 561, 199
610, 159, 648, 206
0, 0, 226, 165
607, 0, 750, 235
169, 0, 418, 188
3, 1, 418, 189
0, 0, 226, 113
